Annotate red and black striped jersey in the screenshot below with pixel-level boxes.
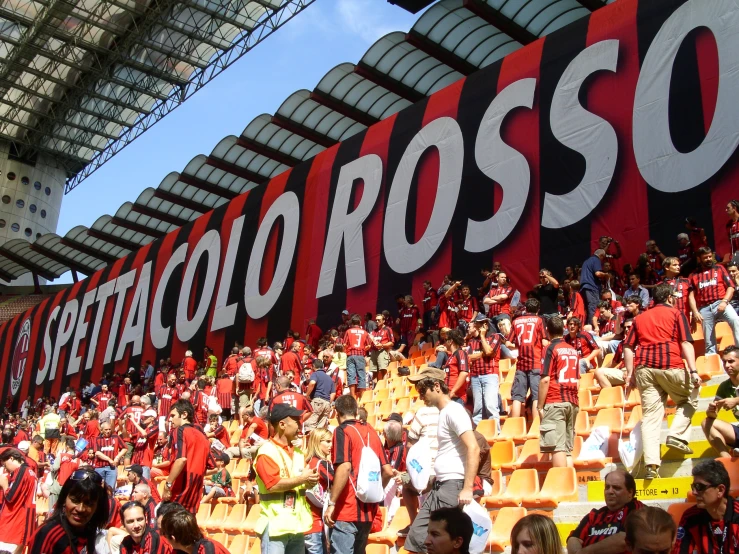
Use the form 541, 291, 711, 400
132, 423, 158, 467
343, 327, 372, 356
663, 277, 691, 319
91, 391, 113, 411
623, 304, 692, 370
193, 538, 230, 554
0, 463, 37, 545
28, 519, 93, 554
120, 528, 173, 554
690, 265, 734, 308
332, 420, 388, 524
444, 349, 469, 401
171, 424, 211, 514
106, 493, 123, 529
399, 306, 421, 333
599, 317, 616, 336
512, 315, 548, 372
467, 333, 502, 377
542, 338, 580, 405
564, 332, 598, 361
422, 288, 438, 313
728, 219, 739, 255
675, 495, 739, 554
486, 286, 513, 316
570, 500, 644, 547
456, 296, 478, 323
156, 385, 179, 417
92, 434, 125, 468
370, 326, 393, 350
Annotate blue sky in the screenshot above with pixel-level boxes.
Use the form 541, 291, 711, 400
57, 0, 422, 247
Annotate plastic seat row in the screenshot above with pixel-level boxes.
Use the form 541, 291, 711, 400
483, 467, 579, 508
197, 503, 262, 534
489, 437, 611, 472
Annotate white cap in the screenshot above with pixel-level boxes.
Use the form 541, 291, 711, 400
342, 310, 349, 315
143, 409, 157, 418
17, 441, 29, 452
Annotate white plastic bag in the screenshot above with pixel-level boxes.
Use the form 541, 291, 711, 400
579, 426, 610, 460
463, 500, 492, 554
207, 394, 222, 415
618, 421, 643, 472
406, 440, 433, 492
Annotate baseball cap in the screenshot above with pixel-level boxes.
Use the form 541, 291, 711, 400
382, 413, 403, 423
342, 310, 350, 315
125, 464, 144, 477
269, 403, 304, 425
17, 441, 29, 452
677, 233, 689, 241
472, 313, 491, 325
408, 367, 447, 382
143, 409, 157, 418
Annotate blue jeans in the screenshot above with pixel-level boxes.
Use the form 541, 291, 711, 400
346, 356, 367, 388
582, 288, 600, 327
471, 373, 500, 426
260, 524, 305, 554
429, 351, 448, 368
95, 467, 117, 490
330, 521, 371, 554
304, 532, 327, 554
700, 300, 739, 355
142, 465, 151, 480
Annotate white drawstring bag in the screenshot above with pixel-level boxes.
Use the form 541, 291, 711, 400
579, 426, 610, 460
406, 439, 433, 492
463, 500, 492, 554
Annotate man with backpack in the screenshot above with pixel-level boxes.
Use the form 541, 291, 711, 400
404, 367, 480, 554
324, 394, 395, 554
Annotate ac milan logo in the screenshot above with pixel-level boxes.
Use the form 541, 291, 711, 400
10, 318, 31, 396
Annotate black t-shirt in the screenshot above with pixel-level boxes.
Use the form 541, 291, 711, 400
535, 284, 559, 315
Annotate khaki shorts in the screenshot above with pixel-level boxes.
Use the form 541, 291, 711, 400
369, 350, 391, 372
239, 391, 255, 410
539, 402, 578, 454
600, 367, 626, 386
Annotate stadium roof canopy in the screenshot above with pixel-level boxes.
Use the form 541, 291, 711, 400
0, 0, 315, 192
0, 0, 612, 284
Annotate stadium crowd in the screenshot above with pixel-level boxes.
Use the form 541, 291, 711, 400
0, 204, 739, 554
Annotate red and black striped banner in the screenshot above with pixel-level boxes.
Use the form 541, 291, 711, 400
2, 0, 738, 406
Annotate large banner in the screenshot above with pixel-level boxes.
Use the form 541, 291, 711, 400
1, 0, 738, 405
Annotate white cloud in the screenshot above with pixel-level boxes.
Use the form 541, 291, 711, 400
336, 0, 400, 45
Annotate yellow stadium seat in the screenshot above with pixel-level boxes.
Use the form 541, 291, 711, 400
394, 397, 410, 413
579, 390, 593, 411
209, 534, 229, 547
204, 504, 230, 532
360, 390, 375, 405
505, 367, 516, 383
241, 504, 262, 536
477, 419, 499, 446
499, 382, 512, 402
495, 417, 527, 443
196, 503, 211, 522
374, 388, 390, 403
217, 478, 241, 504
572, 435, 610, 470
499, 359, 512, 374
522, 467, 578, 507
375, 379, 388, 390
228, 535, 250, 554
233, 458, 251, 479
221, 503, 247, 533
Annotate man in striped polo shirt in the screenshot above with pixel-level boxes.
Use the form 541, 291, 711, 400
625, 283, 700, 480
689, 247, 739, 355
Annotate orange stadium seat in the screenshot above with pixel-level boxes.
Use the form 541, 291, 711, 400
485, 469, 539, 508
593, 386, 625, 410
233, 458, 251, 479
375, 379, 388, 390
368, 506, 411, 546
668, 503, 695, 526
503, 439, 547, 471
196, 503, 211, 523
204, 504, 229, 532
360, 390, 375, 405
241, 504, 262, 535
575, 410, 591, 437
228, 535, 249, 554
477, 419, 499, 445
496, 417, 527, 443
490, 439, 516, 469
526, 417, 540, 440
499, 382, 512, 403
522, 467, 578, 508
487, 507, 527, 552
209, 534, 229, 547
394, 397, 410, 414
573, 435, 609, 470
218, 478, 241, 503
625, 388, 641, 409
579, 372, 600, 392
591, 407, 623, 434
504, 367, 516, 383
374, 388, 390, 403
499, 359, 512, 374
624, 404, 642, 432
221, 503, 247, 532
366, 544, 391, 554
579, 390, 593, 411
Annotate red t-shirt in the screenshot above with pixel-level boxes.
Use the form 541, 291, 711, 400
0, 464, 37, 545
57, 452, 79, 486
306, 324, 323, 349
623, 304, 692, 370
570, 292, 586, 323
182, 357, 198, 381
132, 423, 159, 467
270, 391, 312, 414
689, 265, 734, 308
241, 417, 269, 442
444, 349, 469, 401
332, 421, 388, 523
542, 338, 580, 405
279, 351, 303, 384
512, 315, 549, 372
438, 295, 458, 330
343, 327, 372, 357
171, 424, 211, 513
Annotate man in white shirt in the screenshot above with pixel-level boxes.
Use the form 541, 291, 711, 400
404, 368, 480, 554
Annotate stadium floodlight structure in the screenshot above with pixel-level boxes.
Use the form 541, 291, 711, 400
0, 0, 315, 194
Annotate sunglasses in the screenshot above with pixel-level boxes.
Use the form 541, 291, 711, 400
690, 482, 717, 493
71, 469, 103, 485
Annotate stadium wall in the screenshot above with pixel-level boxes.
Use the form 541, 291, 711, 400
1, 0, 738, 406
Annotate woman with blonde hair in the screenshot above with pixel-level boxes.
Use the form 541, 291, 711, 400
511, 514, 562, 554
304, 428, 333, 554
